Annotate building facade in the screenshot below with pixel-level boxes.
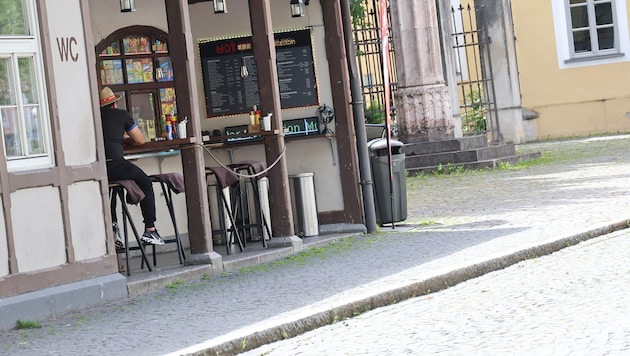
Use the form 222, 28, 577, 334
512, 0, 630, 139
0, 0, 367, 330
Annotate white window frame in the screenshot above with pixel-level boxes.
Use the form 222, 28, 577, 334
0, 0, 53, 171
552, 0, 630, 69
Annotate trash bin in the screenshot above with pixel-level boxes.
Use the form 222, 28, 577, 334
289, 173, 319, 237
368, 138, 407, 225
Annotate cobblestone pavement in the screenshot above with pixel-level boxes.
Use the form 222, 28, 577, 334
0, 135, 629, 356
242, 229, 630, 355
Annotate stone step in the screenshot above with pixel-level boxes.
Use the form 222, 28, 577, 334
405, 152, 542, 176
404, 144, 516, 168
401, 135, 488, 156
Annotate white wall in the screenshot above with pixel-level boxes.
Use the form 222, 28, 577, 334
90, 0, 168, 42
69, 181, 107, 261
5, 0, 111, 274
49, 0, 98, 165
0, 205, 7, 277
12, 187, 65, 273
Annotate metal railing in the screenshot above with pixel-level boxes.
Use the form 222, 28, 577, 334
351, 0, 397, 125
451, 3, 501, 143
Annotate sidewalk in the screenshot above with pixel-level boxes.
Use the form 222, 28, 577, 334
1, 135, 629, 356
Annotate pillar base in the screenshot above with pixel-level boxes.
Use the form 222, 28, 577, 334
267, 235, 303, 251
395, 85, 455, 144
187, 251, 222, 266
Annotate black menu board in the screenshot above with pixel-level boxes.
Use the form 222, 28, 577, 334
199, 29, 318, 117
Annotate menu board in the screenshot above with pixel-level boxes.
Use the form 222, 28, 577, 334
199, 29, 318, 118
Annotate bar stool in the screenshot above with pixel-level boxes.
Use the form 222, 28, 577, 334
228, 160, 271, 248
204, 166, 245, 254
149, 173, 186, 266
109, 180, 152, 276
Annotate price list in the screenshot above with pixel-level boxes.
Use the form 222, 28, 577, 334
200, 29, 318, 117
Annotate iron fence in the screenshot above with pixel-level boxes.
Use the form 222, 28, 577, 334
451, 3, 501, 143
351, 0, 397, 125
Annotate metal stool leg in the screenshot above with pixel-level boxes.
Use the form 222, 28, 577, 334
248, 173, 271, 248
228, 162, 271, 248
206, 168, 244, 255
156, 180, 185, 264
110, 185, 152, 275
218, 186, 244, 254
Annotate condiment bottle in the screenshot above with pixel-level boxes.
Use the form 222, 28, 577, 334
253, 105, 261, 125
166, 118, 173, 140
146, 119, 156, 140
171, 115, 178, 139
160, 115, 167, 138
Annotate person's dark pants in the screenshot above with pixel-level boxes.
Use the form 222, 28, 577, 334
107, 160, 156, 230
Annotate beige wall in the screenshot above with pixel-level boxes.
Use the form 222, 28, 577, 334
512, 1, 630, 139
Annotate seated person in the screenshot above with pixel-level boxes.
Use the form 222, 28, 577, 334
99, 87, 164, 246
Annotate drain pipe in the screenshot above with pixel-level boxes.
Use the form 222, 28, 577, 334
340, 0, 377, 233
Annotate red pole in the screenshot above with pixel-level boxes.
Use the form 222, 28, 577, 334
379, 0, 395, 229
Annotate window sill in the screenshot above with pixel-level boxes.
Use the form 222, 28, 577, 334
565, 52, 624, 64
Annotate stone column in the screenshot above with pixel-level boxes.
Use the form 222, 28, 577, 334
476, 0, 527, 144
390, 0, 454, 143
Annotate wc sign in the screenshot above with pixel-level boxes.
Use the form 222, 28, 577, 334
56, 37, 79, 62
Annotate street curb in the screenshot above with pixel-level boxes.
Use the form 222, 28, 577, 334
174, 219, 630, 356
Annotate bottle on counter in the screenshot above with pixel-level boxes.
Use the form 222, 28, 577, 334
146, 119, 156, 141
249, 111, 256, 125
171, 115, 178, 139
160, 115, 167, 139
262, 113, 272, 131
166, 118, 173, 140
253, 105, 261, 125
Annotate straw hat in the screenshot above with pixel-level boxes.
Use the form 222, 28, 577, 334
99, 87, 121, 107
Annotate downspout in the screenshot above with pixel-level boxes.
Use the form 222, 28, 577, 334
340, 0, 377, 233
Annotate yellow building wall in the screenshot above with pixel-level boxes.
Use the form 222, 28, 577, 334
512, 1, 630, 139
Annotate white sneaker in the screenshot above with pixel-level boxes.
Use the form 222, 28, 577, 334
113, 222, 124, 249
141, 229, 165, 245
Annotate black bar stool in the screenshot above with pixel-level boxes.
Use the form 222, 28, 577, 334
109, 180, 152, 276
228, 160, 271, 248
205, 166, 245, 254
149, 173, 186, 266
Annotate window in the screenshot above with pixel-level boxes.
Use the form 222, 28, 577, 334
96, 27, 177, 141
0, 0, 53, 170
553, 0, 630, 68
568, 0, 617, 57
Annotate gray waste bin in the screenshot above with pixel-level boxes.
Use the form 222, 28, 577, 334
289, 173, 319, 237
368, 138, 407, 225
